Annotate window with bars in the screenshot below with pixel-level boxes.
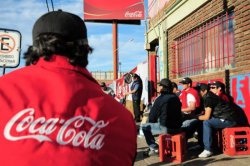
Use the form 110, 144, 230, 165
173, 12, 235, 77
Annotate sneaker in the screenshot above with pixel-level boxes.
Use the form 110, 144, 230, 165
198, 149, 213, 158
148, 149, 159, 156
193, 131, 199, 140
143, 148, 158, 157
143, 148, 150, 157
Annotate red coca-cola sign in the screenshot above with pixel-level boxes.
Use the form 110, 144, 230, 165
84, 0, 144, 20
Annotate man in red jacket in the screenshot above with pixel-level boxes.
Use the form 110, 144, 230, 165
179, 77, 203, 147
0, 10, 136, 166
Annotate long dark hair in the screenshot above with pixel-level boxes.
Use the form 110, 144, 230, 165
23, 34, 93, 68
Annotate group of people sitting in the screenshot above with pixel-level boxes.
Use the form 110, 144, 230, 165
141, 77, 240, 158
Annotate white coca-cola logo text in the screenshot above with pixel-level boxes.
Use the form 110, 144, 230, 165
4, 108, 109, 150
125, 11, 143, 18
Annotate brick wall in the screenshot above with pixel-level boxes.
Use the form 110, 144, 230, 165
167, 0, 250, 83
148, 0, 176, 28
231, 0, 250, 75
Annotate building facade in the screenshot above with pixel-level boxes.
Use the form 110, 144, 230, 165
146, 0, 250, 123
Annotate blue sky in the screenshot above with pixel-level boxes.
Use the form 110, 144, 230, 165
0, 0, 148, 74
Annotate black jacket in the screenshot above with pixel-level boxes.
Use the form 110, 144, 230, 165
148, 93, 182, 129
203, 91, 237, 122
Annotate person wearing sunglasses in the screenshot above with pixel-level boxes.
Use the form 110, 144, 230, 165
209, 81, 231, 102
195, 83, 237, 158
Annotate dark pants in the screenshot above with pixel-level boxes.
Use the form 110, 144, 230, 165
133, 99, 141, 121
203, 117, 236, 151
142, 123, 182, 150
181, 119, 203, 148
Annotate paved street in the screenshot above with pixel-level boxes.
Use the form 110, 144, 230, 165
135, 136, 250, 166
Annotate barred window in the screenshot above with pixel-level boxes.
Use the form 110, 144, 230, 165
173, 12, 235, 77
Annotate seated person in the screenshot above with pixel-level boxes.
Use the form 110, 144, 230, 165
209, 81, 230, 102
141, 78, 182, 156
209, 81, 248, 126
196, 83, 237, 158
179, 77, 202, 144
172, 81, 181, 96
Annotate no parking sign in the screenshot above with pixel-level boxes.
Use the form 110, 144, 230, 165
0, 28, 21, 68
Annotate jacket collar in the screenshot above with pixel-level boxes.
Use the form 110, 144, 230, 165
34, 54, 98, 84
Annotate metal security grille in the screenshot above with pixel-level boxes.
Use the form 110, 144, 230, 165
173, 12, 235, 77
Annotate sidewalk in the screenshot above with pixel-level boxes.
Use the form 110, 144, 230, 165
135, 136, 250, 166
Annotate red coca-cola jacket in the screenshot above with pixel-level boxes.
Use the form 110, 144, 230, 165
0, 55, 137, 166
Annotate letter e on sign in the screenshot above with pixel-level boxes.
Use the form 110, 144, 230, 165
0, 29, 21, 67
